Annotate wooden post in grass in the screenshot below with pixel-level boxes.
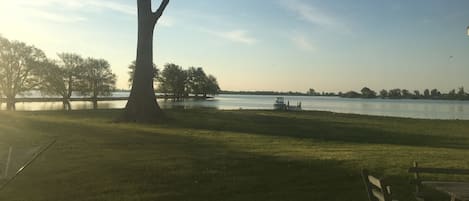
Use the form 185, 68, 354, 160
413, 161, 421, 194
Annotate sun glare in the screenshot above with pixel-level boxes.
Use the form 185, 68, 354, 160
0, 1, 22, 32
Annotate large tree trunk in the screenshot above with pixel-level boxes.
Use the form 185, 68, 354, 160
62, 99, 71, 111
121, 0, 169, 123
92, 98, 98, 110
65, 75, 73, 111
6, 96, 15, 111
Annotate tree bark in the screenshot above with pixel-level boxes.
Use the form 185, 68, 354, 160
66, 75, 73, 111
6, 102, 14, 111
121, 0, 169, 123
6, 96, 15, 111
62, 99, 71, 111
92, 98, 98, 110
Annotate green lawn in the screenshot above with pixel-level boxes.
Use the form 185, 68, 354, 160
0, 109, 468, 201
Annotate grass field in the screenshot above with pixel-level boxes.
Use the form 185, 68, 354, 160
0, 109, 468, 201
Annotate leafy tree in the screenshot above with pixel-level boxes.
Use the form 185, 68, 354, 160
59, 53, 84, 93
123, 0, 170, 122
39, 53, 84, 110
430, 89, 440, 97
203, 75, 220, 97
388, 89, 402, 98
402, 89, 412, 98
186, 67, 207, 96
307, 88, 318, 96
0, 36, 47, 110
128, 60, 159, 87
424, 89, 430, 97
448, 89, 457, 98
38, 59, 71, 110
379, 89, 388, 98
341, 91, 361, 98
414, 90, 421, 97
457, 87, 466, 98
77, 58, 116, 109
361, 87, 377, 98
158, 63, 186, 100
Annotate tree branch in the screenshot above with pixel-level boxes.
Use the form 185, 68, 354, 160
152, 0, 170, 23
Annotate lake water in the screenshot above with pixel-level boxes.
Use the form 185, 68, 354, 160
2, 93, 469, 120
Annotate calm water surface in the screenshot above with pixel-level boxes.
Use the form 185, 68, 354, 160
2, 93, 469, 120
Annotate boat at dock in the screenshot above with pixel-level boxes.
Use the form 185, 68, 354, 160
273, 97, 302, 111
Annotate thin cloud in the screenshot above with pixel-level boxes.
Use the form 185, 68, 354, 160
13, 0, 176, 26
291, 34, 315, 51
27, 9, 87, 23
280, 0, 340, 28
87, 1, 135, 16
206, 29, 258, 45
10, 0, 137, 23
158, 16, 175, 27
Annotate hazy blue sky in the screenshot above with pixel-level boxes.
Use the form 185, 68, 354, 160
0, 0, 468, 92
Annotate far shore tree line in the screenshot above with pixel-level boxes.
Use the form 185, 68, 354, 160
0, 36, 116, 110
129, 63, 220, 100
340, 87, 469, 100
226, 87, 469, 101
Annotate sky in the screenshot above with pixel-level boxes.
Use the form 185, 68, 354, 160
0, 0, 468, 93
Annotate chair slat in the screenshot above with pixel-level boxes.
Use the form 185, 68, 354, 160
372, 188, 386, 201
362, 169, 394, 201
368, 175, 383, 189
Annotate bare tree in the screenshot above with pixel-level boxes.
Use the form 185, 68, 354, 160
38, 59, 71, 110
40, 53, 84, 110
0, 36, 46, 110
77, 58, 116, 110
122, 0, 170, 122
59, 53, 84, 110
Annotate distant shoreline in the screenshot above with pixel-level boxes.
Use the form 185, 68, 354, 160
0, 95, 213, 103
3, 90, 468, 103
220, 91, 469, 101
220, 90, 336, 97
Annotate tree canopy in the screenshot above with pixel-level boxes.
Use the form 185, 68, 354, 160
154, 64, 220, 99
0, 36, 47, 110
158, 63, 187, 100
77, 58, 116, 109
0, 36, 119, 110
39, 53, 85, 110
340, 86, 469, 100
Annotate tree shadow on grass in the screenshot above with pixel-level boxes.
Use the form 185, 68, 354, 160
0, 117, 417, 201
165, 109, 469, 150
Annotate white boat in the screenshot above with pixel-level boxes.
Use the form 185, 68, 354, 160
273, 97, 302, 111
274, 97, 287, 110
